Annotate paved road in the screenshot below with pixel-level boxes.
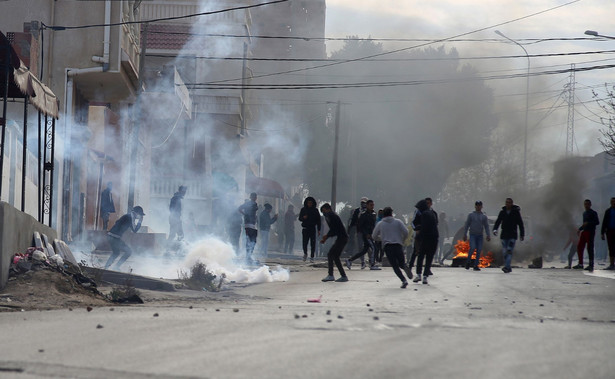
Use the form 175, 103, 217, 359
1, 264, 614, 379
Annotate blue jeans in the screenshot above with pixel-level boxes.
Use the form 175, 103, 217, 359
468, 234, 484, 268
501, 238, 516, 269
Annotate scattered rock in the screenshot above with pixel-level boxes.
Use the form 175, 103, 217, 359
38, 349, 44, 353
153, 313, 159, 317
86, 306, 93, 312
302, 314, 308, 318
337, 315, 343, 319
373, 316, 379, 320
294, 314, 300, 319
96, 324, 103, 329
326, 310, 331, 315
369, 309, 373, 312
215, 309, 220, 312
539, 304, 544, 307
233, 308, 239, 313
326, 319, 332, 323
109, 308, 114, 311
189, 306, 193, 309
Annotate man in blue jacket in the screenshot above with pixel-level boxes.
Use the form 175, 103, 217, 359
575, 199, 600, 271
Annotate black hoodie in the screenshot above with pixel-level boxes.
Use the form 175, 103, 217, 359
494, 205, 525, 240
298, 196, 322, 232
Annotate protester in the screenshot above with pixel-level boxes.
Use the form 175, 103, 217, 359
298, 196, 321, 263
227, 207, 243, 255
258, 203, 278, 260
100, 181, 115, 231
168, 185, 187, 242
493, 198, 525, 273
238, 192, 259, 263
347, 197, 368, 259
283, 204, 296, 254
575, 199, 599, 271
463, 201, 491, 271
346, 199, 379, 270
601, 197, 615, 270
372, 207, 410, 288
412, 199, 438, 284
320, 203, 349, 282
105, 206, 145, 270
374, 209, 384, 263
436, 212, 449, 263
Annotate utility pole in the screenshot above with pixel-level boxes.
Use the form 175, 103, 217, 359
240, 42, 247, 136
565, 64, 576, 157
127, 23, 148, 209
331, 100, 341, 212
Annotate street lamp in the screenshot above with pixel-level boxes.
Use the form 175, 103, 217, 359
584, 30, 615, 40
495, 30, 530, 188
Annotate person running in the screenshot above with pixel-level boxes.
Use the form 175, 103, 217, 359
493, 198, 525, 273
601, 197, 615, 270
320, 203, 349, 282
413, 199, 438, 284
463, 201, 491, 271
238, 192, 259, 263
372, 207, 410, 288
105, 206, 145, 270
374, 209, 384, 263
346, 199, 379, 270
575, 199, 600, 271
298, 196, 321, 263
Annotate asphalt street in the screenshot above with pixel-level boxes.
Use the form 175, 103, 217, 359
1, 262, 614, 379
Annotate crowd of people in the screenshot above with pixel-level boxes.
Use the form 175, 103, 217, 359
98, 183, 615, 279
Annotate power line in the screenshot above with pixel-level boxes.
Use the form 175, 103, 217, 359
184, 63, 615, 90
206, 0, 583, 84
41, 0, 289, 30
145, 49, 615, 63
145, 29, 598, 44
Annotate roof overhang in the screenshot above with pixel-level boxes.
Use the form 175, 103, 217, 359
1, 31, 60, 119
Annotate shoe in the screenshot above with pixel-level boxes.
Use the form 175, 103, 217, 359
422, 276, 428, 284
401, 281, 408, 289
564, 265, 571, 269
361, 261, 367, 270
303, 254, 307, 262
413, 275, 421, 283
605, 264, 615, 270
309, 257, 314, 263
370, 265, 381, 270
502, 267, 511, 273
584, 265, 594, 272
425, 270, 434, 276
335, 276, 349, 282
572, 264, 583, 269
465, 262, 470, 270
345, 259, 352, 270
403, 266, 413, 280
321, 275, 335, 282
473, 267, 481, 271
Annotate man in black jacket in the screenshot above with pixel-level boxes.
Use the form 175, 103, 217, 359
412, 199, 438, 284
346, 199, 379, 270
601, 197, 615, 270
575, 199, 600, 271
320, 203, 349, 282
493, 198, 525, 273
298, 196, 321, 263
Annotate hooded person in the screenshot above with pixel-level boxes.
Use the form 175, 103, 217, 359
412, 199, 439, 284
493, 197, 525, 273
105, 206, 145, 270
298, 196, 321, 262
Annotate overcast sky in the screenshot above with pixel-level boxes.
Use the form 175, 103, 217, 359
324, 0, 615, 157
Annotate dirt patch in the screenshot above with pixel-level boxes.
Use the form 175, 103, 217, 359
0, 268, 112, 312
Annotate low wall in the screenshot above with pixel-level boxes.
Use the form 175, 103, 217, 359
0, 202, 58, 289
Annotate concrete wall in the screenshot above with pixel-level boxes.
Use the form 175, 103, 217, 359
0, 201, 58, 289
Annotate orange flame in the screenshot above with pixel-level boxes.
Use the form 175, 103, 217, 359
453, 240, 495, 268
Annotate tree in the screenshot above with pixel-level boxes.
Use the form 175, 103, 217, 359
594, 84, 615, 156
